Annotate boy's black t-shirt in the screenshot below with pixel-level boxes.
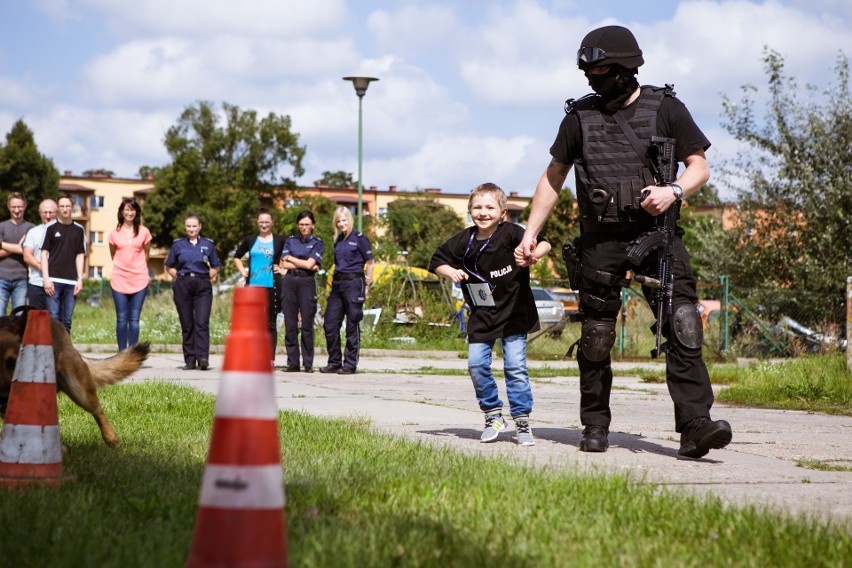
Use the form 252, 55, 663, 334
429, 222, 540, 342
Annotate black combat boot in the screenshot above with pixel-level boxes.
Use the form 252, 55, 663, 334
579, 424, 609, 452
678, 417, 732, 459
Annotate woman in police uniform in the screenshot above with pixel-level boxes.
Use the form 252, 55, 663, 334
280, 210, 325, 372
233, 207, 287, 363
165, 213, 221, 371
320, 207, 373, 375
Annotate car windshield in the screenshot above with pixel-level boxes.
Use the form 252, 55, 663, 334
531, 288, 554, 301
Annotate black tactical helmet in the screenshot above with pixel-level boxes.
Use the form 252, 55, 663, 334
577, 25, 644, 70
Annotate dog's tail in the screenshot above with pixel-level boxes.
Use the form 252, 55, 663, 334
86, 342, 151, 388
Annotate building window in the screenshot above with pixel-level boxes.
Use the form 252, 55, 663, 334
71, 194, 85, 217
88, 266, 104, 279
89, 231, 105, 245
378, 207, 388, 219
89, 195, 105, 210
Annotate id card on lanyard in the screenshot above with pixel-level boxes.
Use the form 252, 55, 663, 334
462, 231, 496, 307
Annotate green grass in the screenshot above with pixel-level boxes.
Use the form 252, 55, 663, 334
796, 459, 852, 472
717, 354, 852, 415
1, 383, 850, 567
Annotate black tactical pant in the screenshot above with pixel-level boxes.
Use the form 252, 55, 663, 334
323, 277, 365, 371
173, 275, 213, 367
577, 229, 714, 433
281, 274, 317, 368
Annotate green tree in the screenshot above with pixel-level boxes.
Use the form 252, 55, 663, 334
0, 119, 60, 224
520, 188, 578, 278
380, 194, 465, 269
144, 101, 306, 260
314, 170, 354, 188
82, 168, 115, 178
138, 165, 162, 180
709, 49, 852, 323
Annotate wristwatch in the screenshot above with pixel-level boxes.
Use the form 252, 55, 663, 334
669, 183, 684, 199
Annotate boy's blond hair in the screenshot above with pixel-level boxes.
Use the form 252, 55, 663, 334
468, 182, 508, 213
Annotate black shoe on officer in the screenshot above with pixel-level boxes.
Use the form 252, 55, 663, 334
181, 363, 196, 371
320, 365, 341, 374
198, 360, 209, 371
338, 367, 356, 375
304, 366, 314, 373
678, 417, 732, 459
579, 425, 609, 452
284, 365, 300, 372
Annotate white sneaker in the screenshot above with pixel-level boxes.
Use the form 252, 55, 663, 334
514, 416, 535, 446
480, 410, 506, 443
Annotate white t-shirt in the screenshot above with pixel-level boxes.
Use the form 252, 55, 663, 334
22, 221, 55, 287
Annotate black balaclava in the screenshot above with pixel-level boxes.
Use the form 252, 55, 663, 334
587, 66, 639, 114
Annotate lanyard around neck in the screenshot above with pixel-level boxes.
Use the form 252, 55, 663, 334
462, 231, 493, 286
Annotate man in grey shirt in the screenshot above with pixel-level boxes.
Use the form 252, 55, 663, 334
0, 192, 35, 314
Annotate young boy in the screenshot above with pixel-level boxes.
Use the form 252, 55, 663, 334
430, 183, 551, 446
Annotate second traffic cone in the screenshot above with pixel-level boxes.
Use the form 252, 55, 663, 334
187, 287, 288, 568
0, 309, 75, 487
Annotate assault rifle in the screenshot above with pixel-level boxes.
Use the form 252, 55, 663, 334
626, 136, 679, 358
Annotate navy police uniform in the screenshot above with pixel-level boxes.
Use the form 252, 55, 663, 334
165, 236, 221, 369
281, 233, 325, 370
323, 230, 372, 372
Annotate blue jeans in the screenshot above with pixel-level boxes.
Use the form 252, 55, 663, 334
112, 286, 148, 350
46, 282, 77, 333
0, 278, 27, 315
468, 334, 533, 418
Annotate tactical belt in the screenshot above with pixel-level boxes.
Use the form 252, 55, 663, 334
580, 265, 632, 288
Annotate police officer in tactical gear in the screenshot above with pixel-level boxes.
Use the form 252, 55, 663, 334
519, 25, 732, 459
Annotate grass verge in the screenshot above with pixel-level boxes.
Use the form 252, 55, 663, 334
1, 383, 850, 567
717, 354, 852, 415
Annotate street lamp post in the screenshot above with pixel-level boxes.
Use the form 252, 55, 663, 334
342, 76, 379, 232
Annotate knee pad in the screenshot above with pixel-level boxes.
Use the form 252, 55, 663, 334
670, 304, 704, 350
580, 321, 616, 363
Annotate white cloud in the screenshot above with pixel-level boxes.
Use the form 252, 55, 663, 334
344, 133, 543, 194
74, 0, 349, 37
8, 1, 852, 200
368, 4, 461, 57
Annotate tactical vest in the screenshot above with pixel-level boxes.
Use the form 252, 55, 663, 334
571, 85, 672, 228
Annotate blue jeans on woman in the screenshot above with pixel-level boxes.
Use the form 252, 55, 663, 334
112, 286, 147, 350
468, 334, 533, 418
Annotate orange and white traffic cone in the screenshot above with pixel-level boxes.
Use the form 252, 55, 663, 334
0, 309, 75, 487
187, 287, 288, 568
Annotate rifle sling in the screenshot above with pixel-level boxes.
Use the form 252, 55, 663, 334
612, 111, 655, 171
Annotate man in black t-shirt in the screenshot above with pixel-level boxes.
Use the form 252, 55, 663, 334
41, 194, 87, 333
519, 25, 732, 459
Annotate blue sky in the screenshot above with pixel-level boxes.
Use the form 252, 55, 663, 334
1, 0, 851, 199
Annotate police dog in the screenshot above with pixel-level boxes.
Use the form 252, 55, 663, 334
0, 308, 150, 447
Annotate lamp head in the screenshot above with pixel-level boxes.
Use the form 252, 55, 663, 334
343, 76, 379, 97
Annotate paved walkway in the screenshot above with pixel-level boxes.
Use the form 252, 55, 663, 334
120, 348, 852, 527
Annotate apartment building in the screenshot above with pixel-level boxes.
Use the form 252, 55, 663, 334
56, 173, 532, 280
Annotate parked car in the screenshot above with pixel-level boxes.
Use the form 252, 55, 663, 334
548, 287, 580, 315
213, 272, 243, 296
531, 287, 565, 336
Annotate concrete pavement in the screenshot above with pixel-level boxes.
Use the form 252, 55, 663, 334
119, 348, 852, 527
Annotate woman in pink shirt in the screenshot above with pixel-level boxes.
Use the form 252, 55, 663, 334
108, 198, 152, 350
